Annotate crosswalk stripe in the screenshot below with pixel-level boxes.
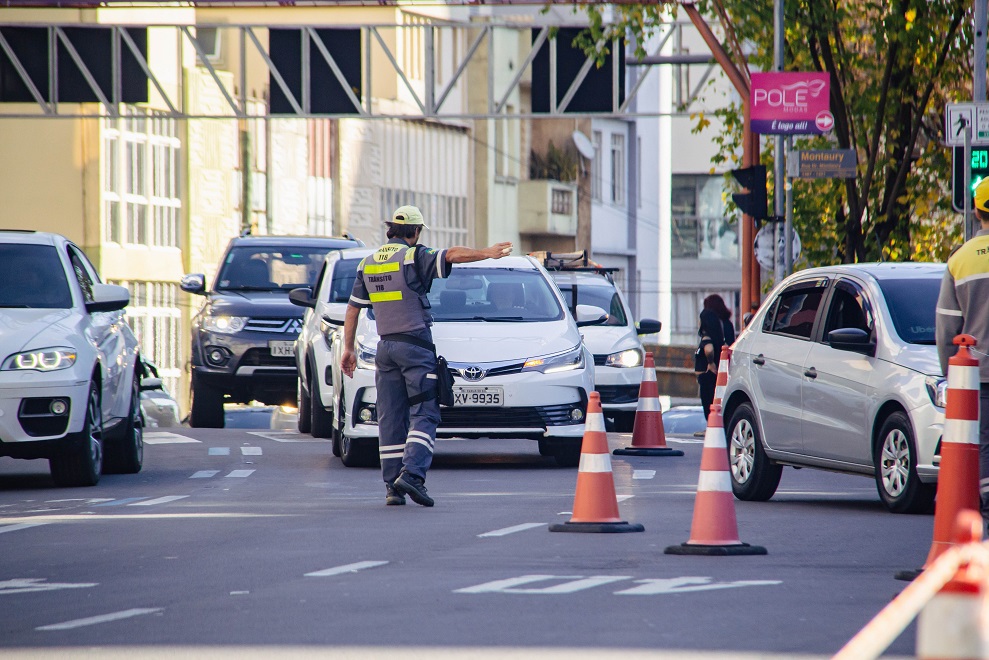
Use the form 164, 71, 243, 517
240, 447, 262, 456
94, 498, 148, 507
143, 433, 199, 444
36, 608, 162, 631
128, 496, 189, 507
305, 561, 389, 577
190, 470, 220, 479
226, 470, 255, 478
208, 447, 231, 456
478, 523, 546, 537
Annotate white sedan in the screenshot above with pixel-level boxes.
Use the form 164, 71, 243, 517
0, 231, 144, 486
291, 254, 598, 467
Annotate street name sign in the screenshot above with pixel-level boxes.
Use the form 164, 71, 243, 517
787, 149, 857, 179
944, 102, 989, 146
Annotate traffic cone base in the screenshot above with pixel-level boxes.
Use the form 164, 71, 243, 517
664, 541, 767, 556
550, 392, 643, 534
613, 446, 684, 457
613, 352, 682, 458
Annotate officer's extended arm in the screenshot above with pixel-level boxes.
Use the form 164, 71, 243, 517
446, 242, 513, 263
340, 304, 361, 378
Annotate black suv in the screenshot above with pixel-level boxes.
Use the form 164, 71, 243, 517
181, 234, 362, 428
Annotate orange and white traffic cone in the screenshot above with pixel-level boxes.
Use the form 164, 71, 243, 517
665, 404, 766, 555
614, 352, 683, 457
550, 392, 644, 533
713, 345, 731, 410
916, 510, 989, 659
897, 334, 982, 581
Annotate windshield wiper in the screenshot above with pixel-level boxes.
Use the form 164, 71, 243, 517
219, 286, 279, 292
437, 315, 526, 322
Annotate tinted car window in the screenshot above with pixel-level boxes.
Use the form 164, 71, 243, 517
823, 280, 874, 337
327, 258, 361, 303
555, 284, 628, 326
876, 277, 940, 345
767, 286, 825, 339
0, 244, 73, 309
426, 269, 564, 322
216, 247, 329, 292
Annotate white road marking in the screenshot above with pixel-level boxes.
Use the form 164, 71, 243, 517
128, 496, 189, 507
614, 577, 782, 595
208, 447, 231, 456
478, 523, 546, 537
240, 446, 262, 455
247, 431, 327, 443
0, 578, 97, 595
0, 523, 47, 534
456, 575, 631, 594
36, 608, 162, 631
143, 432, 199, 444
305, 560, 389, 577
666, 437, 704, 444
190, 470, 220, 479
616, 495, 634, 502
226, 470, 255, 478
632, 470, 656, 480
230, 591, 250, 595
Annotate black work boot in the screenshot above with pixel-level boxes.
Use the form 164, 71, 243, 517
393, 471, 434, 507
385, 483, 406, 506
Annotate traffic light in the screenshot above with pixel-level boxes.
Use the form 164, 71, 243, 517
730, 165, 768, 221
952, 146, 989, 212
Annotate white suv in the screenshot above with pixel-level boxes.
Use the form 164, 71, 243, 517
291, 253, 598, 467
546, 264, 661, 432
0, 231, 144, 486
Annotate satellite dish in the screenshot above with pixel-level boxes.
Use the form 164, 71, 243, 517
572, 130, 595, 160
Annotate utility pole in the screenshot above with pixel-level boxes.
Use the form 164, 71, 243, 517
772, 0, 785, 282
972, 0, 987, 241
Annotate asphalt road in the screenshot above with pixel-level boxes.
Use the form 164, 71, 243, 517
0, 415, 930, 659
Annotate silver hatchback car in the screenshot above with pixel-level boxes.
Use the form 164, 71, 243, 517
722, 263, 946, 514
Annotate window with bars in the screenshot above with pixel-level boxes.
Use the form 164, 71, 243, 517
114, 280, 182, 397
610, 133, 625, 206
103, 111, 181, 248
551, 187, 572, 215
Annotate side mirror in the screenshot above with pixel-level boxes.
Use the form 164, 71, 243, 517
636, 318, 662, 335
180, 273, 206, 295
86, 283, 130, 313
828, 327, 876, 356
575, 304, 608, 327
288, 287, 315, 309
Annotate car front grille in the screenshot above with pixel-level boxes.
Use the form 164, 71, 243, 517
245, 317, 304, 334
239, 348, 295, 368
440, 403, 579, 428
596, 385, 639, 404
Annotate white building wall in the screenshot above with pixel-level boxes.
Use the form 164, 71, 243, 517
269, 118, 309, 235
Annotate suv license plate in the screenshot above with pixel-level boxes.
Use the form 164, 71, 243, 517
453, 386, 504, 407
269, 340, 295, 357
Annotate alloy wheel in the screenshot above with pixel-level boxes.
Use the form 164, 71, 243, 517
730, 419, 755, 484
880, 429, 910, 498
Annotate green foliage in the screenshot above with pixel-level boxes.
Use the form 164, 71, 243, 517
583, 1, 971, 265
530, 140, 579, 182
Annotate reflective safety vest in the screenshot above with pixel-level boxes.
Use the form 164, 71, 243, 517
359, 243, 430, 335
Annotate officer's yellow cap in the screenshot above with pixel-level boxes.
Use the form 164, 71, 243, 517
391, 205, 428, 229
976, 178, 989, 213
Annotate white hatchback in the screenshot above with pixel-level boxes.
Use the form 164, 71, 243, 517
291, 254, 598, 467
0, 231, 145, 486
721, 263, 946, 513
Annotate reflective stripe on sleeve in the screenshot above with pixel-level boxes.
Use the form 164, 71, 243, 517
350, 295, 371, 305
437, 250, 447, 278
369, 291, 403, 303
363, 262, 400, 275
936, 306, 963, 317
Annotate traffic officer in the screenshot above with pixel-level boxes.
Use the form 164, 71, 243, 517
341, 205, 512, 506
936, 177, 989, 532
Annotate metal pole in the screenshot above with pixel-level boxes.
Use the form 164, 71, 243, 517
976, 0, 987, 102
773, 0, 785, 283
965, 119, 973, 241
784, 136, 794, 275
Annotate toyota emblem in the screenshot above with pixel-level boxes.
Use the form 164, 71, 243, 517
461, 366, 484, 381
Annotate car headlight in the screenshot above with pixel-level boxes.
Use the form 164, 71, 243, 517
357, 343, 377, 370
523, 344, 585, 374
2, 348, 77, 372
202, 315, 248, 334
926, 376, 948, 408
604, 348, 643, 368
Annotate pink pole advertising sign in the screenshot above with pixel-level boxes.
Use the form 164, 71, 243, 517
750, 72, 833, 135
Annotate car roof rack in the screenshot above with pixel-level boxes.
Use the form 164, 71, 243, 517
531, 250, 618, 281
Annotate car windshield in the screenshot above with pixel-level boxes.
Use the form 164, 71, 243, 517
0, 244, 73, 309
425, 268, 564, 322
555, 282, 628, 326
326, 258, 361, 303
216, 246, 329, 292
876, 277, 941, 345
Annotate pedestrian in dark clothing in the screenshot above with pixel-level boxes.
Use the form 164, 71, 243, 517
696, 294, 735, 421
341, 205, 512, 507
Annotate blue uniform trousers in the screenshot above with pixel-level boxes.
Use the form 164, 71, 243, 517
375, 328, 441, 483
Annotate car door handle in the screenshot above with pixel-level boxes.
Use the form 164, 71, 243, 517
804, 367, 818, 379
752, 355, 766, 366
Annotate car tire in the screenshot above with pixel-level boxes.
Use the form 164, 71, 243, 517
50, 381, 103, 487
297, 373, 312, 434
330, 388, 344, 458
874, 411, 936, 514
553, 440, 581, 468
311, 377, 334, 439
613, 411, 636, 433
340, 433, 379, 468
190, 373, 224, 429
105, 375, 143, 474
727, 402, 782, 501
